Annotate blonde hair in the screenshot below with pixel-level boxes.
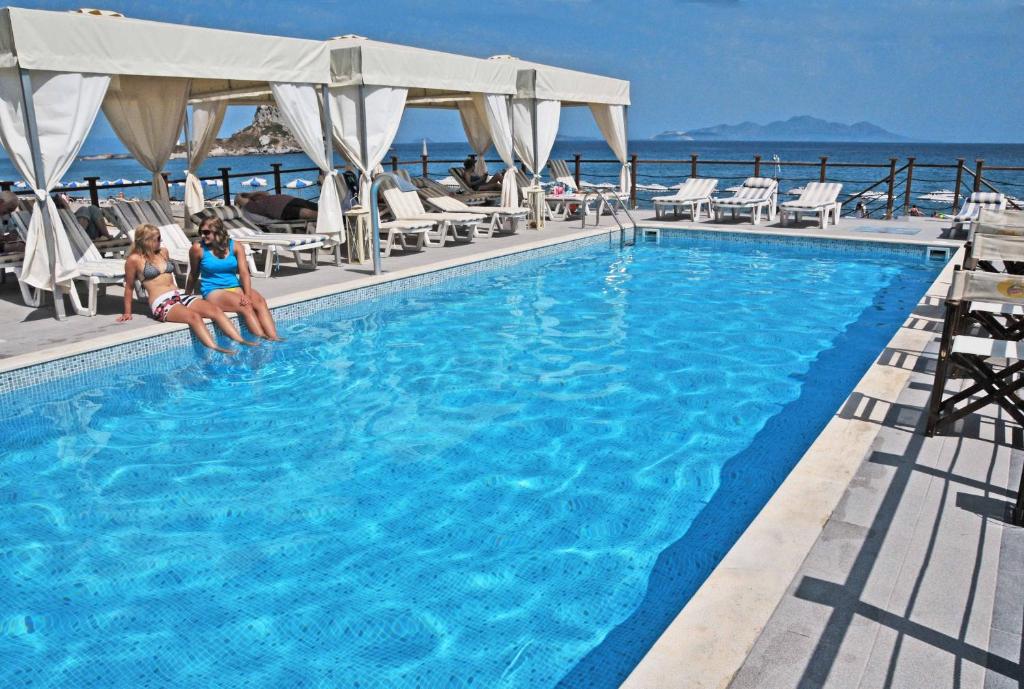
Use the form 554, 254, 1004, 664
131, 224, 161, 258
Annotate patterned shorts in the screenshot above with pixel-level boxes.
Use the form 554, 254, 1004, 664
151, 289, 201, 322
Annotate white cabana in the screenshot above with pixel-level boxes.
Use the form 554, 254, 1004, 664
325, 35, 519, 203
0, 7, 332, 316
491, 55, 631, 193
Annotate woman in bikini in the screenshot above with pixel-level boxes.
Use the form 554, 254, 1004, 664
185, 216, 281, 341
117, 224, 255, 354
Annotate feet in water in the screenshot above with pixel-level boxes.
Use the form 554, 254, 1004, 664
214, 346, 238, 356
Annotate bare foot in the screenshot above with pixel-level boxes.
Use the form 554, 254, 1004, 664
264, 335, 286, 342
214, 346, 237, 355
238, 339, 260, 347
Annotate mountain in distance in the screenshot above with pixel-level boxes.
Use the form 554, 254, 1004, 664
654, 116, 909, 142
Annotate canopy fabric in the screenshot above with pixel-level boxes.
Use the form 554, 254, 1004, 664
184, 100, 227, 225
327, 84, 407, 202
475, 93, 518, 208
103, 74, 189, 207
329, 38, 517, 96
512, 98, 560, 180
590, 103, 630, 194
0, 67, 109, 290
269, 82, 345, 241
457, 100, 490, 177
0, 7, 329, 83
512, 63, 629, 106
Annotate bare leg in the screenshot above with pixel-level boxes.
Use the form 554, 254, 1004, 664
206, 290, 267, 339
190, 299, 259, 346
297, 208, 317, 220
247, 290, 281, 340
165, 306, 235, 355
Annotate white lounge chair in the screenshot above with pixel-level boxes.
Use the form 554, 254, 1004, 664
109, 200, 192, 274
652, 178, 719, 220
191, 206, 327, 277
382, 188, 485, 247
11, 209, 127, 316
711, 177, 779, 225
779, 182, 843, 228
970, 209, 1024, 242
413, 176, 492, 207
951, 192, 1006, 236
417, 188, 525, 236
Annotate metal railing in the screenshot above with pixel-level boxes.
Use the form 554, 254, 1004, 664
580, 189, 637, 248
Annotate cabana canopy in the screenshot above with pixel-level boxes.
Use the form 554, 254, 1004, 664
0, 7, 329, 84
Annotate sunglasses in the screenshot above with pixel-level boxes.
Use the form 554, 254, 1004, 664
200, 229, 214, 236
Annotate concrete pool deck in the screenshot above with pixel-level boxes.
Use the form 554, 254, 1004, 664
2, 210, 1019, 688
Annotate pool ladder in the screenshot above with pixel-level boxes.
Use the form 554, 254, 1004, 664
579, 189, 638, 249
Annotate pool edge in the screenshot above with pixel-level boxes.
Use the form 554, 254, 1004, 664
619, 245, 965, 689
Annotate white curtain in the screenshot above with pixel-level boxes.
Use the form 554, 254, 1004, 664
184, 100, 227, 226
512, 98, 560, 181
476, 93, 518, 208
327, 85, 407, 203
103, 75, 189, 207
270, 82, 345, 242
0, 68, 109, 290
458, 100, 490, 177
591, 104, 630, 194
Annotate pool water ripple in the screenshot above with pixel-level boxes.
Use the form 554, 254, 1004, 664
0, 237, 940, 688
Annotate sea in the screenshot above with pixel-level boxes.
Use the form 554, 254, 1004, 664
4, 140, 1023, 215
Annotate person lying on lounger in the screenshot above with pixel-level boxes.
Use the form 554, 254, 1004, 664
117, 224, 256, 354
236, 191, 318, 221
461, 156, 503, 191
185, 216, 282, 341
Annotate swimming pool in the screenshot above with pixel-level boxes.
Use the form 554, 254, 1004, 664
0, 232, 943, 688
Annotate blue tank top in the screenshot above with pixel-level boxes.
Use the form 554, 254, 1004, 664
199, 239, 241, 297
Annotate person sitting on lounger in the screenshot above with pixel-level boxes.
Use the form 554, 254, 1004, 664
117, 224, 255, 354
185, 216, 281, 341
236, 191, 318, 221
461, 156, 503, 191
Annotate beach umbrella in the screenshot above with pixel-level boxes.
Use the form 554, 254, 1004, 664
285, 178, 314, 189
241, 177, 268, 187
203, 179, 223, 187
13, 180, 28, 189
726, 185, 744, 192
65, 180, 88, 189
106, 177, 134, 185
785, 186, 806, 196
133, 179, 147, 184
638, 183, 668, 191
175, 181, 187, 187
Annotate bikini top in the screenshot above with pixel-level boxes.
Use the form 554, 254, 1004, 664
141, 257, 174, 281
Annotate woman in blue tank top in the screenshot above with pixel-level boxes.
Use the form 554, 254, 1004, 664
186, 217, 281, 341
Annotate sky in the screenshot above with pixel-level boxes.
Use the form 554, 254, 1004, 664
15, 0, 1024, 144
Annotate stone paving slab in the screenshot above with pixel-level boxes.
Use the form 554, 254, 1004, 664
727, 316, 1023, 689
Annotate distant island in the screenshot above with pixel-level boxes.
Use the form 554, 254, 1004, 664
168, 105, 302, 159
654, 116, 909, 142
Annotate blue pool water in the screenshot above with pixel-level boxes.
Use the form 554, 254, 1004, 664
0, 234, 941, 688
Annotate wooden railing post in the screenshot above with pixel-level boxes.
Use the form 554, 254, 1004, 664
973, 159, 984, 193
421, 152, 429, 178
952, 158, 965, 214
903, 157, 915, 215
819, 156, 828, 182
885, 157, 897, 219
573, 153, 581, 188
753, 155, 761, 177
629, 153, 638, 209
0, 181, 11, 191
271, 163, 282, 194
219, 167, 231, 203
85, 176, 101, 206
391, 155, 399, 172
690, 153, 698, 178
